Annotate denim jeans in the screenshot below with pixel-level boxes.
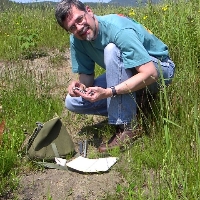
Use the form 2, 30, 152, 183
65, 43, 175, 125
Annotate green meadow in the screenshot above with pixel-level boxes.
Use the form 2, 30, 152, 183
0, 0, 200, 199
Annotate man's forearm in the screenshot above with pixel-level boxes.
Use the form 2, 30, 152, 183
79, 73, 95, 87
115, 61, 158, 95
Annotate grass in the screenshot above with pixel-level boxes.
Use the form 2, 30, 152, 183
0, 0, 200, 199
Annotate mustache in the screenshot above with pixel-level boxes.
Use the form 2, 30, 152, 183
78, 25, 89, 35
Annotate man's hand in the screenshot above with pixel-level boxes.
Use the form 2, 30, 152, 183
73, 86, 112, 102
68, 80, 87, 97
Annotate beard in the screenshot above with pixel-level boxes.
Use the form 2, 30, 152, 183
86, 32, 95, 41
85, 24, 97, 41
77, 26, 94, 41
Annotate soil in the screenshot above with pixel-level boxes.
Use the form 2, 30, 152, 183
16, 168, 126, 200
0, 50, 128, 200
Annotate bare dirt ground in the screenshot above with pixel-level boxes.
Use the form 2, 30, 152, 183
16, 168, 126, 200
1, 50, 128, 200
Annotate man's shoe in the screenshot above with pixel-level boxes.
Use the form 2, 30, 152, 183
98, 128, 142, 153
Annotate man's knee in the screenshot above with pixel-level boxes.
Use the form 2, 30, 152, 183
65, 94, 75, 112
104, 43, 120, 66
104, 43, 117, 54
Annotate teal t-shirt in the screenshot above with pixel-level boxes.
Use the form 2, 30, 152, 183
70, 14, 169, 74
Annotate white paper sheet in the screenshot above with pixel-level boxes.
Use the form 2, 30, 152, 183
66, 156, 118, 172
55, 157, 67, 166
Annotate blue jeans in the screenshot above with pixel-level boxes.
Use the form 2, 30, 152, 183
65, 43, 175, 125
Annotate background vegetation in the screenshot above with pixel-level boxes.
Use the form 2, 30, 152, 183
0, 0, 200, 199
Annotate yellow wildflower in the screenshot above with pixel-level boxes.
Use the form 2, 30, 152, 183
129, 9, 135, 17
162, 5, 169, 11
143, 16, 148, 20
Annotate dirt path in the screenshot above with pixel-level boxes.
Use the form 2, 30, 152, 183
3, 50, 127, 200
16, 167, 126, 200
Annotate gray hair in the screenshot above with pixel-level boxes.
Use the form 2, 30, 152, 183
55, 0, 86, 30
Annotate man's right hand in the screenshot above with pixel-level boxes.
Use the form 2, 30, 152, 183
68, 81, 86, 97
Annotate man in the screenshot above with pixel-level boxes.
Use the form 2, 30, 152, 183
55, 0, 175, 152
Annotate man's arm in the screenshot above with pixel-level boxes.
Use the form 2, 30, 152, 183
79, 73, 95, 87
74, 61, 158, 102
114, 61, 158, 95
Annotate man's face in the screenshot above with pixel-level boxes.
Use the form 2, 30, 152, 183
64, 5, 98, 41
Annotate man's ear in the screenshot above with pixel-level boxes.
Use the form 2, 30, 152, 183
85, 6, 94, 16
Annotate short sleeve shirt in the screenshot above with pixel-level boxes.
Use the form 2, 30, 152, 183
70, 14, 169, 74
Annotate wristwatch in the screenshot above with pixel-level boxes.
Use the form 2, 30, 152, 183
110, 86, 117, 97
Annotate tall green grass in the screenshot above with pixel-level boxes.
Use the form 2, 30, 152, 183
0, 64, 64, 194
0, 0, 200, 199
0, 2, 68, 60
112, 1, 200, 199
